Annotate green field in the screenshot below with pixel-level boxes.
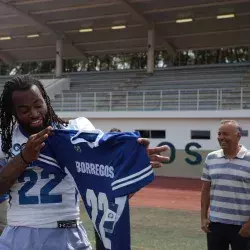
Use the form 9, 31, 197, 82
80, 204, 206, 250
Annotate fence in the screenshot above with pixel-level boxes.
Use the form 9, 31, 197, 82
54, 87, 250, 112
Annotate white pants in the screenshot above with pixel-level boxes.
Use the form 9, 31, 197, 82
0, 223, 92, 250
0, 200, 7, 232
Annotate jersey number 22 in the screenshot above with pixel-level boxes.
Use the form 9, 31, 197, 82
86, 189, 126, 250
18, 169, 63, 205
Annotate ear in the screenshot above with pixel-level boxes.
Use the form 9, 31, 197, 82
237, 132, 241, 140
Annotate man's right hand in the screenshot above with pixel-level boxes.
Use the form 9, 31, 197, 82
201, 218, 211, 233
21, 127, 52, 163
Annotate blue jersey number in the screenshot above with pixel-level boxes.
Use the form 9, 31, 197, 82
18, 169, 64, 205
40, 170, 62, 204
18, 169, 39, 205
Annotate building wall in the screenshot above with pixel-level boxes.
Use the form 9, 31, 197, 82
59, 111, 250, 178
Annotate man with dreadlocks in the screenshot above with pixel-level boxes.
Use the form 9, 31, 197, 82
0, 75, 94, 249
0, 75, 168, 250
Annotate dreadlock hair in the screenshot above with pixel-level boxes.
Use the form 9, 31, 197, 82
0, 74, 68, 156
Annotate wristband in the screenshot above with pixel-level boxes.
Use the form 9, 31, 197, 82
20, 150, 31, 165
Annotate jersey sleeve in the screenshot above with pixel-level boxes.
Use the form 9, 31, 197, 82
34, 141, 65, 174
111, 140, 154, 198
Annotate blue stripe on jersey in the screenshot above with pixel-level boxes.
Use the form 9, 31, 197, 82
37, 154, 62, 172
111, 165, 151, 186
112, 167, 153, 191
39, 154, 59, 165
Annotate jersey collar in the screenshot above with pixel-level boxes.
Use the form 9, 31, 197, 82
70, 129, 104, 148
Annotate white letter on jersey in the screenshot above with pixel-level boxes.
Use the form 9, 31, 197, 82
81, 162, 86, 173
75, 161, 81, 173
109, 166, 114, 178
86, 189, 127, 250
86, 189, 98, 230
99, 165, 104, 176
95, 164, 100, 176
98, 193, 111, 249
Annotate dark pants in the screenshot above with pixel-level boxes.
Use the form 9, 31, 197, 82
207, 222, 250, 250
95, 229, 105, 250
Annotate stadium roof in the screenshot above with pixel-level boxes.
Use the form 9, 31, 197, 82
0, 0, 250, 64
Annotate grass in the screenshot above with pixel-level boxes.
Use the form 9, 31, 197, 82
80, 204, 206, 250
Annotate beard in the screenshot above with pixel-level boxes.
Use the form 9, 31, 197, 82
16, 114, 50, 135
21, 123, 45, 135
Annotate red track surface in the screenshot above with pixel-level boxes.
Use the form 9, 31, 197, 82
130, 177, 202, 211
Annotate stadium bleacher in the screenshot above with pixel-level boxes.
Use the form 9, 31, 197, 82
50, 63, 250, 112
1, 1, 250, 249
0, 74, 55, 94
0, 64, 249, 112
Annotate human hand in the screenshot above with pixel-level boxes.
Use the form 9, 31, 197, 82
137, 138, 169, 168
201, 218, 211, 233
21, 126, 52, 164
239, 221, 250, 237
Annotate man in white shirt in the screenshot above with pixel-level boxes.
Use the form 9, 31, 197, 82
0, 75, 168, 249
201, 120, 250, 250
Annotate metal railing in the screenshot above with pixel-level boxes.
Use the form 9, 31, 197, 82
52, 87, 250, 112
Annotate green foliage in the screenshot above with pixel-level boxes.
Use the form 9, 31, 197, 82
0, 47, 249, 75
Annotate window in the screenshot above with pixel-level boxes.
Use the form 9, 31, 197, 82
136, 130, 150, 138
191, 130, 210, 140
136, 130, 166, 139
151, 130, 166, 139
241, 130, 248, 137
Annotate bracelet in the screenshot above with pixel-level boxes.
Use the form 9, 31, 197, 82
20, 150, 31, 165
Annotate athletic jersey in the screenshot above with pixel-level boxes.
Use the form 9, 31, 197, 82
35, 129, 154, 250
0, 194, 8, 203
0, 117, 95, 228
0, 165, 8, 203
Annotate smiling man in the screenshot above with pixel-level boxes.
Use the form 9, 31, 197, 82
201, 120, 250, 250
0, 75, 168, 250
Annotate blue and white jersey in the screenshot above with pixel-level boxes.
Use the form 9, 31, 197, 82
35, 129, 154, 250
0, 194, 8, 203
0, 164, 8, 203
201, 145, 250, 225
0, 117, 95, 228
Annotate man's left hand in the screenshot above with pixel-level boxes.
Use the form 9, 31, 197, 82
137, 138, 169, 168
239, 221, 250, 237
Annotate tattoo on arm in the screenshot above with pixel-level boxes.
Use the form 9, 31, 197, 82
0, 155, 28, 196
